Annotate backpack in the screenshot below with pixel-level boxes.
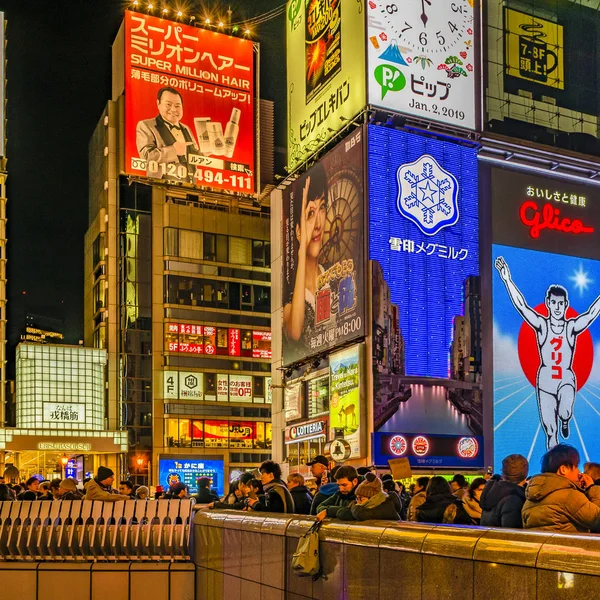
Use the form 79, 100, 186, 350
291, 521, 322, 578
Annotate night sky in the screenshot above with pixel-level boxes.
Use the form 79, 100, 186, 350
3, 0, 285, 352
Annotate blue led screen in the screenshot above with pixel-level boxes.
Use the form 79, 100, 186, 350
368, 126, 479, 378
158, 458, 224, 496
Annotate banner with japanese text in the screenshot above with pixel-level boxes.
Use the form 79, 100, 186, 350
282, 129, 365, 366
286, 0, 366, 171
124, 11, 256, 194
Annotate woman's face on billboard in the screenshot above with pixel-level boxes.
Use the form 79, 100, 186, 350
302, 194, 327, 260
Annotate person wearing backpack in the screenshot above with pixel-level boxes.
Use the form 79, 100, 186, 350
247, 460, 294, 513
416, 476, 471, 525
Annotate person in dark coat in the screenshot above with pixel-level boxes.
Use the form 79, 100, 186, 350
17, 477, 40, 501
416, 476, 471, 525
195, 477, 219, 504
382, 478, 403, 519
337, 473, 400, 521
480, 454, 529, 529
247, 461, 294, 513
310, 466, 340, 515
316, 466, 359, 520
287, 472, 313, 515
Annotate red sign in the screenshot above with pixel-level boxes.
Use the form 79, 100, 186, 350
204, 326, 216, 354
168, 342, 203, 354
229, 328, 241, 356
124, 11, 256, 194
519, 201, 595, 239
252, 331, 272, 359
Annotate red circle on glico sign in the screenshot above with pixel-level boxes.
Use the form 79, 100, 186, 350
412, 436, 430, 456
518, 304, 593, 391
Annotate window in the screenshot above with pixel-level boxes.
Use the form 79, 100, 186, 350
229, 237, 252, 265
307, 375, 329, 418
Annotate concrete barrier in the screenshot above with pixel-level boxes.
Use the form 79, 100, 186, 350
194, 510, 600, 600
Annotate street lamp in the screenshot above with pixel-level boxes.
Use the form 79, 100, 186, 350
61, 455, 69, 479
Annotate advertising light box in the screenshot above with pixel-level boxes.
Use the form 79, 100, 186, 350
368, 126, 483, 469
367, 0, 477, 130
369, 126, 479, 378
282, 129, 365, 366
491, 168, 600, 471
286, 0, 366, 171
124, 11, 256, 194
373, 432, 484, 468
158, 458, 224, 496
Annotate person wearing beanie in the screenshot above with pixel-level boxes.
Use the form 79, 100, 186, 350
336, 473, 400, 521
59, 478, 83, 500
480, 454, 529, 528
83, 466, 130, 502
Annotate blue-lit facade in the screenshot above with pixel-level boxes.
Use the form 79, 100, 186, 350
368, 126, 479, 379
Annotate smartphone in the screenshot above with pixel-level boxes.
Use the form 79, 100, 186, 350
486, 466, 493, 475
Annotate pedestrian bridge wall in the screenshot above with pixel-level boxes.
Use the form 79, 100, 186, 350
194, 510, 600, 600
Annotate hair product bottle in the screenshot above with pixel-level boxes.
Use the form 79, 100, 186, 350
223, 108, 241, 158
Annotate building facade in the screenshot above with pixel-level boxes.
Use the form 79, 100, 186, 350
83, 13, 272, 487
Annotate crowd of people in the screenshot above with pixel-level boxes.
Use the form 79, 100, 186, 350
199, 445, 600, 533
3, 443, 600, 533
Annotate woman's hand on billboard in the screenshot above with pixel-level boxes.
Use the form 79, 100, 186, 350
299, 176, 315, 253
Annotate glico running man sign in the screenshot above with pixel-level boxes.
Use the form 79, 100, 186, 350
124, 11, 256, 194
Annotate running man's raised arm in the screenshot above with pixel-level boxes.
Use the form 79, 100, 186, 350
495, 257, 544, 331
572, 295, 600, 334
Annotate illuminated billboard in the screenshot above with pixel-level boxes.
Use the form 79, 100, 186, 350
369, 126, 483, 468
16, 345, 107, 432
158, 458, 224, 495
329, 344, 363, 459
286, 0, 366, 171
281, 129, 365, 366
491, 168, 600, 471
367, 0, 477, 130
486, 1, 600, 154
124, 11, 256, 194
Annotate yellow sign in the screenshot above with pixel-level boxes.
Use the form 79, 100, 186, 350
504, 7, 564, 90
286, 0, 366, 172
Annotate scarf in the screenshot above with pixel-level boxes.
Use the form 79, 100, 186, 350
360, 491, 387, 509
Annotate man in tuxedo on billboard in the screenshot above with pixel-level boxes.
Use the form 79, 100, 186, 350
135, 87, 198, 181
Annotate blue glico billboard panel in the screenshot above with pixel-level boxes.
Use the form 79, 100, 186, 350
368, 126, 479, 378
158, 458, 224, 496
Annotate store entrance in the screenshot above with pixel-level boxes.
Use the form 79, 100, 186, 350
2, 451, 94, 483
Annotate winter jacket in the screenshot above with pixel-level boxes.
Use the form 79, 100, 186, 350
310, 482, 339, 515
316, 487, 357, 518
337, 494, 400, 521
416, 492, 472, 525
84, 479, 130, 502
252, 480, 294, 513
38, 494, 54, 502
61, 490, 84, 501
480, 478, 526, 529
17, 490, 38, 501
212, 497, 246, 510
398, 490, 410, 520
195, 487, 219, 504
386, 490, 404, 520
290, 485, 313, 515
462, 495, 482, 524
407, 490, 427, 522
522, 473, 600, 533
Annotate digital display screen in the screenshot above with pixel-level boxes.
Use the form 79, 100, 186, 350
158, 458, 224, 496
492, 167, 600, 471
373, 432, 484, 468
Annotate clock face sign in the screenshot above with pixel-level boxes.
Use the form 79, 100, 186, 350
367, 0, 477, 130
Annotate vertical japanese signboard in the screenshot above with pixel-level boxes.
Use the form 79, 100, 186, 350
0, 13, 4, 158
329, 345, 362, 459
366, 0, 477, 130
491, 168, 600, 472
124, 11, 256, 194
286, 0, 366, 171
282, 129, 365, 366
369, 126, 483, 468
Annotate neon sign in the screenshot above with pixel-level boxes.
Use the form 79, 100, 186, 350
519, 201, 595, 239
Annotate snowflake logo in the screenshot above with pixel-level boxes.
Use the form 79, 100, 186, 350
396, 154, 460, 236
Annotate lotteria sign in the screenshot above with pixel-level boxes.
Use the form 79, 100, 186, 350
285, 418, 328, 443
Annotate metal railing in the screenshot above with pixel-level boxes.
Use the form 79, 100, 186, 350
0, 499, 195, 562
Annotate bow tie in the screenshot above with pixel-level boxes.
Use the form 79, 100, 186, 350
166, 122, 182, 131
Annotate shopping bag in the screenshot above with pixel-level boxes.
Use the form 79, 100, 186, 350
291, 520, 322, 578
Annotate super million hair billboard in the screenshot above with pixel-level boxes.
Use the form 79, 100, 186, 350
123, 11, 256, 195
